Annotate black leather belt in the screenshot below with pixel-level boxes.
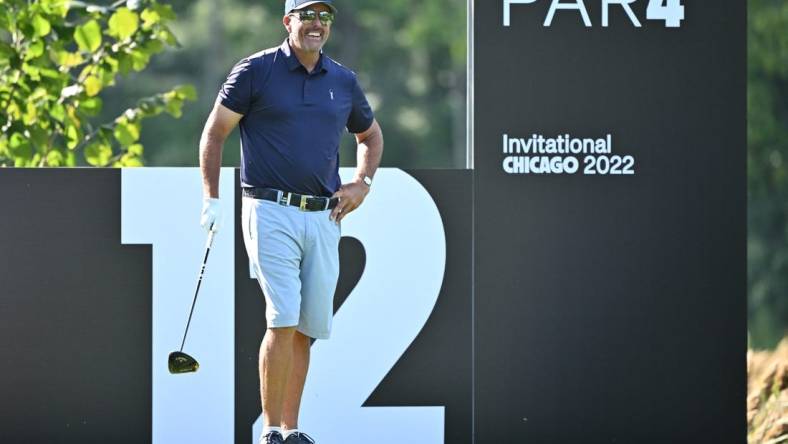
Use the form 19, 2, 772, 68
242, 187, 338, 211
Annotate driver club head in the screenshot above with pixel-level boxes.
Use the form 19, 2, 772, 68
168, 351, 199, 374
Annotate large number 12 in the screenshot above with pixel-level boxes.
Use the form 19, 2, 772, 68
121, 168, 446, 444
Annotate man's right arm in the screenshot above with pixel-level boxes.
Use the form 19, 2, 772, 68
199, 100, 244, 199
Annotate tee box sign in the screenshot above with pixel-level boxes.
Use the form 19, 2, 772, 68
0, 1, 746, 443
474, 0, 745, 443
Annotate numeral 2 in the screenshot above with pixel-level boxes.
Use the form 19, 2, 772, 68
251, 169, 446, 443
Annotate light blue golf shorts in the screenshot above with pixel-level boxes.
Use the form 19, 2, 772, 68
241, 196, 341, 339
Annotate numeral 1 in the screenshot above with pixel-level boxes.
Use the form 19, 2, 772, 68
122, 168, 236, 444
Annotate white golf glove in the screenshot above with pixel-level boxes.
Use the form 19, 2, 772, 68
200, 198, 223, 233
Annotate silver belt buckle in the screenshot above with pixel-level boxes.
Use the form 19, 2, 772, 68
278, 191, 291, 206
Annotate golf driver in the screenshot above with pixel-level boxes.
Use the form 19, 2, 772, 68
168, 228, 216, 374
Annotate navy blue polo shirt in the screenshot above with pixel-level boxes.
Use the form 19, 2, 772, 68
219, 40, 374, 197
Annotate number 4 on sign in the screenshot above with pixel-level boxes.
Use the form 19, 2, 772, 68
647, 0, 684, 28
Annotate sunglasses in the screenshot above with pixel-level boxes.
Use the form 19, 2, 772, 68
290, 9, 335, 25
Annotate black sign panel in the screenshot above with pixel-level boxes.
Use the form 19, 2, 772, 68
474, 1, 745, 443
0, 169, 152, 443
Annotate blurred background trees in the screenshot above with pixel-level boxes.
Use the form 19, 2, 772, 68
748, 0, 788, 349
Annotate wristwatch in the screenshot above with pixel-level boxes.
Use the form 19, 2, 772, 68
362, 175, 373, 187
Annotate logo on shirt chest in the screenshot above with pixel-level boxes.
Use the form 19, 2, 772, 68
329, 89, 334, 100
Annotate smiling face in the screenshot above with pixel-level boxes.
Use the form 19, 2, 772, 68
283, 2, 332, 55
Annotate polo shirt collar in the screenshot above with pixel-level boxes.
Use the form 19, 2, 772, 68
280, 39, 331, 74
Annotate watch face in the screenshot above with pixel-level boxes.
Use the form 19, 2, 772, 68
363, 176, 372, 186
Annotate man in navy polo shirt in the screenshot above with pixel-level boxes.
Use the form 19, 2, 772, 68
198, 0, 383, 442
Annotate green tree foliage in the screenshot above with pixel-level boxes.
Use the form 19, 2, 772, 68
0, 0, 196, 167
748, 0, 788, 348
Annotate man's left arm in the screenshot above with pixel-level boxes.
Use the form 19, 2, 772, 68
330, 119, 383, 222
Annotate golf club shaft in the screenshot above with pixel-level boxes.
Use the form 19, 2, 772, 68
179, 229, 216, 352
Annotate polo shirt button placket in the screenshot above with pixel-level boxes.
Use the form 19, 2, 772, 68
304, 78, 310, 104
